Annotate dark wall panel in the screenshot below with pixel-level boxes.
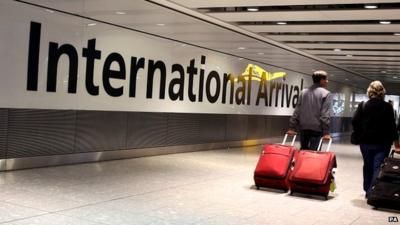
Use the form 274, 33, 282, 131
331, 117, 342, 133
126, 112, 167, 148
341, 118, 352, 132
266, 116, 352, 135
75, 111, 127, 152
225, 115, 248, 141
165, 113, 201, 146
266, 116, 290, 137
7, 109, 75, 158
0, 109, 8, 159
199, 114, 226, 143
2, 107, 352, 160
247, 116, 266, 139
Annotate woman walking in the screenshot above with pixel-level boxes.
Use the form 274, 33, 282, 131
352, 81, 399, 198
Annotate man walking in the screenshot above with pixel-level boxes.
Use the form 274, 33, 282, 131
287, 70, 333, 150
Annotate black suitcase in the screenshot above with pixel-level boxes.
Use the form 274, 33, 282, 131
367, 180, 400, 210
378, 153, 400, 181
367, 150, 400, 210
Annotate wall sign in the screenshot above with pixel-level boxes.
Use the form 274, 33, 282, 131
0, 3, 318, 115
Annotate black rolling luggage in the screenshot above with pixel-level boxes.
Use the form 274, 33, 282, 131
378, 153, 400, 182
367, 150, 400, 210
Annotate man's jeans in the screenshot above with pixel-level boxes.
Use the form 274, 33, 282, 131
300, 129, 322, 150
360, 144, 390, 196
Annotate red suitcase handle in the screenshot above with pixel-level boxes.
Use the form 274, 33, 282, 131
282, 133, 297, 146
317, 138, 332, 152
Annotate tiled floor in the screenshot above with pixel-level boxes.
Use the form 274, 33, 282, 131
0, 141, 398, 225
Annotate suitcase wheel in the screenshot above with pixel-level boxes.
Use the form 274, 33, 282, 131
256, 185, 260, 190
289, 190, 294, 195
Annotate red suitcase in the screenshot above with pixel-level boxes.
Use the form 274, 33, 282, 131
288, 138, 337, 200
254, 134, 298, 192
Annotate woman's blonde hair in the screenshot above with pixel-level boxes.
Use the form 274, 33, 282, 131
367, 80, 386, 99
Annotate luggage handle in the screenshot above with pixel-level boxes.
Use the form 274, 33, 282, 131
317, 137, 332, 152
282, 133, 297, 146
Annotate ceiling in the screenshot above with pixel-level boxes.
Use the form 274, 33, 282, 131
170, 0, 400, 90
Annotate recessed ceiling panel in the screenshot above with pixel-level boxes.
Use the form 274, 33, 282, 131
322, 56, 400, 61
266, 35, 400, 43
335, 60, 400, 65
241, 24, 400, 33
208, 9, 400, 22
170, 0, 400, 8
305, 50, 400, 56
347, 64, 400, 68
290, 43, 400, 50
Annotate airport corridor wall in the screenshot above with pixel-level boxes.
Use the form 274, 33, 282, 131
0, 108, 351, 159
0, 0, 358, 170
